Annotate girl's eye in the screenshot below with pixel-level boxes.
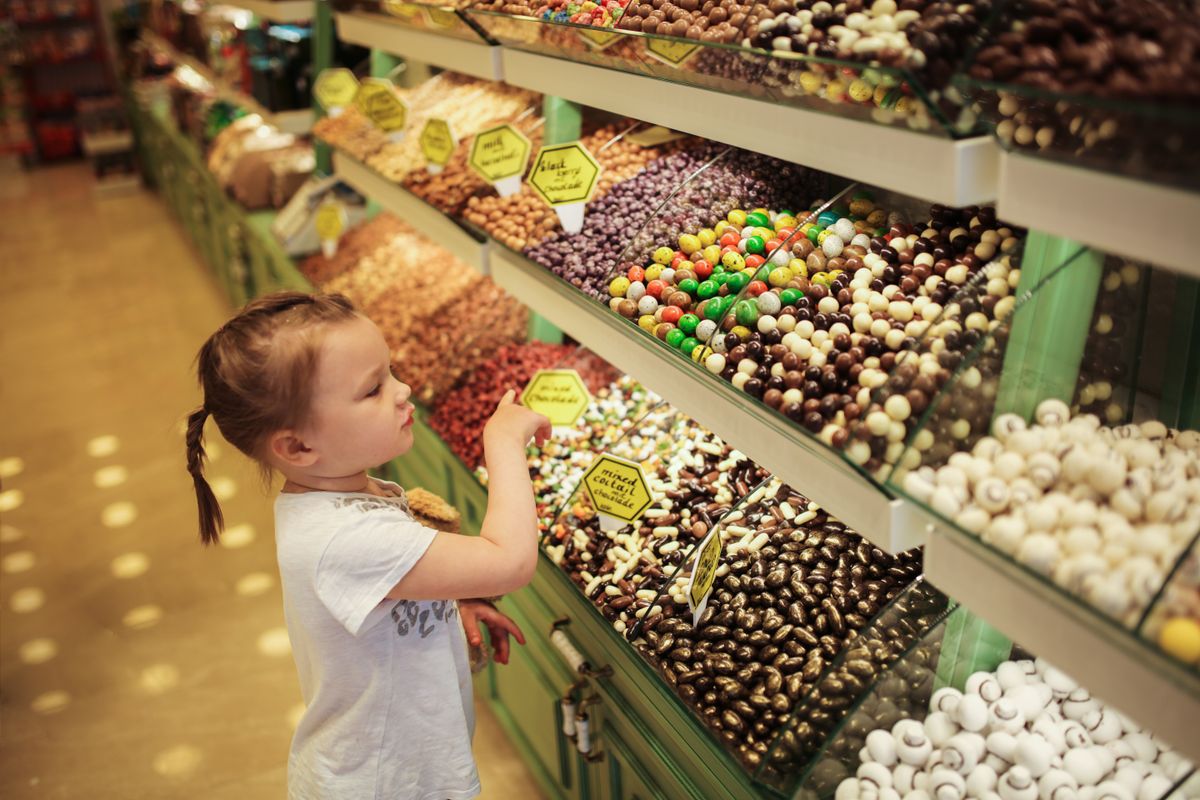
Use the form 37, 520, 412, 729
365, 383, 382, 398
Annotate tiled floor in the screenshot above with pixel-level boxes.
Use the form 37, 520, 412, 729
0, 162, 545, 799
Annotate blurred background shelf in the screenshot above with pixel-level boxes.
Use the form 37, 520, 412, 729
226, 0, 315, 23
335, 11, 502, 81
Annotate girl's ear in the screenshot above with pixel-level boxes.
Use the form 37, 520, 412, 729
269, 430, 318, 468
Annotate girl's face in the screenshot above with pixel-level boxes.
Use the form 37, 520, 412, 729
301, 315, 415, 475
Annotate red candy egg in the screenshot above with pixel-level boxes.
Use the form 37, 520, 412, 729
646, 279, 667, 299
627, 265, 645, 282
693, 259, 713, 279
747, 280, 769, 297
720, 232, 740, 248
660, 306, 683, 324
745, 255, 766, 270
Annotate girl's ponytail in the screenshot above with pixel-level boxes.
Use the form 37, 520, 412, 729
186, 405, 224, 546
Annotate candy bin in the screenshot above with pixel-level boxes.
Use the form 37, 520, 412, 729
332, 0, 494, 43
623, 474, 928, 778
781, 604, 1197, 800
882, 245, 1200, 670
541, 403, 770, 637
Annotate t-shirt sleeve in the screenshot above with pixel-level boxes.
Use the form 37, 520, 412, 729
315, 507, 438, 637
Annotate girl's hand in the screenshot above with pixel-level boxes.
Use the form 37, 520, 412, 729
484, 390, 552, 448
459, 600, 526, 665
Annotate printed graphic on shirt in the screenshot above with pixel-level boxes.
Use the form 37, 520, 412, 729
332, 494, 410, 514
391, 599, 458, 639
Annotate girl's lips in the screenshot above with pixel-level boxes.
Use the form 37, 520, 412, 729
399, 405, 415, 428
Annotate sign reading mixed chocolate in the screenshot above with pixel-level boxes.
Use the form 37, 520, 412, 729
582, 453, 653, 529
686, 529, 723, 626
355, 78, 408, 137
520, 369, 590, 427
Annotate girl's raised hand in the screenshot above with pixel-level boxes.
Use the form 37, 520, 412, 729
484, 389, 552, 448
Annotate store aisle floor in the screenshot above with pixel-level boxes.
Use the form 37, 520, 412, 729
0, 163, 546, 800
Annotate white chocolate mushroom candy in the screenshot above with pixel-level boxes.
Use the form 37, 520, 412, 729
1017, 732, 1056, 778
1036, 399, 1071, 427
882, 788, 903, 800
987, 731, 1019, 763
967, 764, 1000, 798
859, 761, 895, 791
1087, 746, 1116, 780
932, 687, 965, 715
1139, 420, 1168, 440
1031, 717, 1067, 756
957, 694, 990, 733
1041, 666, 1078, 698
1134, 775, 1171, 800
1062, 688, 1099, 721
1112, 765, 1151, 795
988, 697, 1026, 734
1010, 478, 1041, 506
1078, 788, 1096, 800
966, 672, 1004, 703
983, 516, 1027, 556
957, 506, 992, 534
1062, 449, 1093, 484
839, 779, 863, 800
1027, 452, 1062, 490
1063, 747, 1107, 787
1024, 500, 1059, 532
996, 661, 1029, 692
867, 729, 899, 767
897, 727, 935, 767
1091, 782, 1132, 800
974, 478, 1012, 515
1061, 721, 1092, 750
1009, 430, 1044, 457
906, 792, 934, 800
895, 764, 918, 795
985, 754, 1014, 775
994, 413, 1027, 442
995, 452, 1028, 482
905, 470, 937, 503
1080, 710, 1122, 745
1017, 533, 1060, 576
1005, 683, 1053, 722
932, 768, 968, 800
944, 732, 986, 775
1087, 459, 1125, 495
1039, 769, 1081, 800
926, 711, 961, 748
1001, 767, 1040, 800
1121, 735, 1157, 764
1103, 741, 1134, 768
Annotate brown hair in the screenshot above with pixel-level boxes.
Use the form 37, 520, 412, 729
186, 291, 359, 545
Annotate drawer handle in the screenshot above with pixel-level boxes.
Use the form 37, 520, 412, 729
575, 695, 605, 762
550, 618, 612, 679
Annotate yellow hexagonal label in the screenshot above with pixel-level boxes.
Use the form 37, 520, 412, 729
314, 68, 360, 111
355, 78, 408, 133
520, 369, 590, 427
527, 142, 602, 208
424, 7, 460, 28
469, 124, 532, 184
578, 29, 620, 50
420, 118, 457, 168
644, 38, 700, 67
382, 0, 422, 19
686, 530, 723, 625
315, 199, 346, 242
582, 453, 654, 525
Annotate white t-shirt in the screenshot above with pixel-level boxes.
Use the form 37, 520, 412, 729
274, 482, 480, 800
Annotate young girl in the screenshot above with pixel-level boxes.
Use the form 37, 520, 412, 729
186, 291, 551, 799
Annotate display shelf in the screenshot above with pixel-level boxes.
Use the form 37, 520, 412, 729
996, 150, 1200, 280
140, 31, 314, 135
501, 49, 996, 208
81, 129, 133, 156
488, 245, 917, 553
226, 0, 314, 23
334, 11, 502, 81
920, 508, 1200, 763
332, 150, 491, 274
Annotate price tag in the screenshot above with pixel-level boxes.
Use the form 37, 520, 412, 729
424, 7, 460, 27
644, 38, 700, 67
314, 68, 360, 116
521, 369, 590, 427
419, 118, 456, 174
469, 123, 532, 197
527, 141, 602, 234
582, 453, 654, 529
355, 78, 408, 138
686, 529, 723, 627
315, 198, 347, 258
577, 29, 620, 50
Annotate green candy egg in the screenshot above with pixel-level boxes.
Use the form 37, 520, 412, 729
817, 211, 838, 227
679, 336, 700, 354
665, 329, 686, 349
806, 226, 823, 244
726, 272, 750, 292
679, 278, 700, 296
678, 313, 700, 335
702, 299, 724, 321
780, 287, 804, 306
734, 299, 759, 327
746, 211, 769, 227
745, 236, 766, 255
697, 279, 719, 299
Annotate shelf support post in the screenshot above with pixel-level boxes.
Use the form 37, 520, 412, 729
542, 95, 581, 145
1160, 277, 1200, 430
313, 0, 335, 175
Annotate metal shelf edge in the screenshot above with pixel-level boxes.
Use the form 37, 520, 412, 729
996, 150, 1200, 279
334, 12, 503, 82
500, 48, 998, 207
489, 246, 914, 552
332, 150, 491, 274
920, 508, 1200, 762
